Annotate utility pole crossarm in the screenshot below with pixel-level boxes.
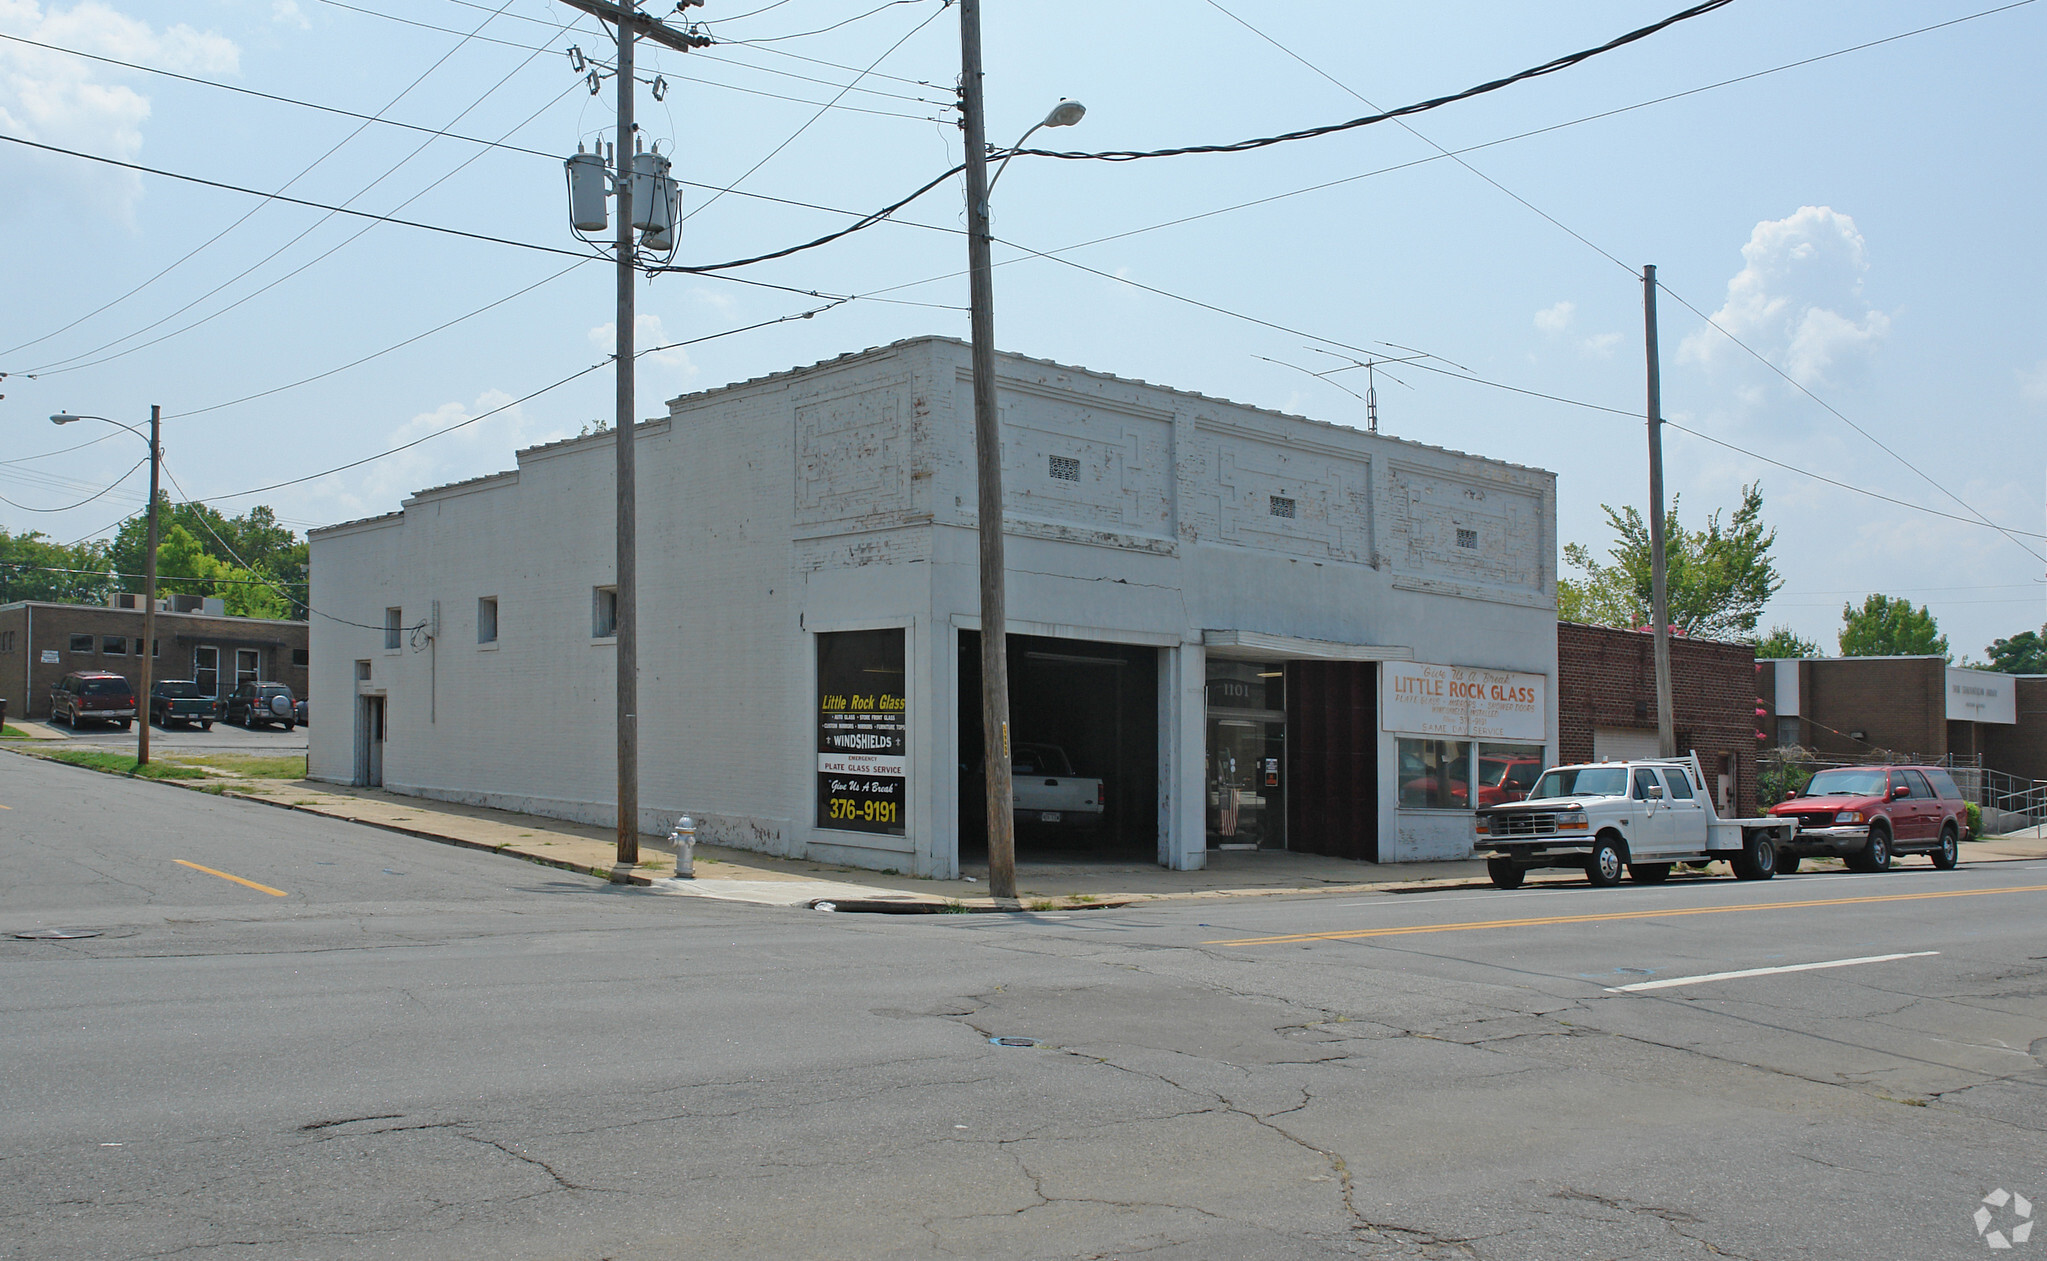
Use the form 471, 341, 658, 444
553, 0, 711, 52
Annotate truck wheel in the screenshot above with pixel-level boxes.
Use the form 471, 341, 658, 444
1779, 854, 1800, 874
1487, 858, 1525, 890
1732, 830, 1778, 881
1931, 824, 1960, 870
1848, 827, 1892, 873
200, 722, 213, 732
1629, 863, 1671, 884
1585, 837, 1626, 888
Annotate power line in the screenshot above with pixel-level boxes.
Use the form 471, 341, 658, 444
1008, 0, 1733, 165
0, 457, 147, 514
986, 232, 2047, 546
2, 0, 534, 366
26, 76, 586, 379
0, 561, 308, 588
719, 0, 932, 44
201, 300, 845, 504
687, 0, 950, 221
1198, 0, 2047, 569
0, 431, 121, 467
164, 260, 593, 420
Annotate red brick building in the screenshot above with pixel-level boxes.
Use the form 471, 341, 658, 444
1759, 655, 2044, 783
1557, 621, 1758, 818
0, 599, 308, 720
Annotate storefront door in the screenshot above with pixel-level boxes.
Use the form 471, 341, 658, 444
1205, 660, 1286, 850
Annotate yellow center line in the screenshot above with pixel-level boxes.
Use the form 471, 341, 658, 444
173, 859, 289, 898
1204, 883, 2047, 947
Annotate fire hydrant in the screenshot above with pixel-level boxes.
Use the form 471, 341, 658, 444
668, 815, 696, 879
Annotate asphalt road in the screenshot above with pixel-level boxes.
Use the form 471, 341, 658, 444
4, 750, 2043, 1260
40, 718, 307, 756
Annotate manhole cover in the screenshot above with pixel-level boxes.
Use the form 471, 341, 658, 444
14, 928, 103, 940
988, 1036, 1040, 1048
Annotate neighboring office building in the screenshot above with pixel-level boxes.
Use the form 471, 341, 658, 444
0, 596, 309, 719
1760, 655, 2045, 782
308, 337, 1559, 875
1556, 621, 1758, 818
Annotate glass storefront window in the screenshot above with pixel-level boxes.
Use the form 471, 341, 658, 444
1206, 659, 1286, 850
1474, 742, 1547, 809
1397, 737, 1470, 810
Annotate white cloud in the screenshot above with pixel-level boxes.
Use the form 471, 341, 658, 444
305, 389, 579, 522
271, 0, 310, 29
1678, 205, 1890, 387
1533, 300, 1574, 334
1580, 332, 1622, 357
2019, 360, 2047, 406
0, 2, 239, 219
588, 312, 697, 372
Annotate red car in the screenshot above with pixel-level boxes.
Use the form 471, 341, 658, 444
1767, 764, 1968, 872
49, 671, 137, 730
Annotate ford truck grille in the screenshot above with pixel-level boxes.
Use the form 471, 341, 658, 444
1489, 812, 1560, 838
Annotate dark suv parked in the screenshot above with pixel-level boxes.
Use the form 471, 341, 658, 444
51, 671, 137, 729
224, 681, 298, 731
1768, 764, 1969, 872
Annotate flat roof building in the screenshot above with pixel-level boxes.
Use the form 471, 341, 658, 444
307, 338, 1559, 874
0, 598, 308, 720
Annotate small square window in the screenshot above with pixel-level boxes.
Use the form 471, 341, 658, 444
477, 596, 499, 645
384, 607, 403, 651
1048, 455, 1079, 482
1269, 495, 1295, 519
291, 648, 309, 667
102, 635, 127, 655
69, 633, 94, 653
593, 586, 618, 639
356, 659, 372, 682
1456, 528, 1478, 550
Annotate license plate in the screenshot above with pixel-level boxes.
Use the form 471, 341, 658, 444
1041, 811, 1062, 823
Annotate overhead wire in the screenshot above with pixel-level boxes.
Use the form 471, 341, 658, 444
0, 457, 147, 514
686, 0, 950, 221
1197, 0, 2047, 566
26, 76, 587, 380
986, 232, 2047, 545
717, 0, 932, 45
1, 1, 527, 365
1006, 0, 1734, 164
0, 431, 122, 467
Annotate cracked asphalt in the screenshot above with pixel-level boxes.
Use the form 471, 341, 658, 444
5, 752, 2045, 1259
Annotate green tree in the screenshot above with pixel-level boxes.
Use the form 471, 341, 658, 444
0, 529, 112, 604
1754, 625, 1821, 658
1558, 483, 1782, 640
1985, 626, 2047, 674
1838, 594, 1949, 660
108, 497, 306, 618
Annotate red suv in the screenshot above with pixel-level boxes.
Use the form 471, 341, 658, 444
50, 671, 137, 730
1768, 765, 1968, 872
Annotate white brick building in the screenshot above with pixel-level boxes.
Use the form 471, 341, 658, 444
308, 337, 1559, 874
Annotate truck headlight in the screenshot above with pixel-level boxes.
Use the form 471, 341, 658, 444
1834, 810, 1863, 824
1555, 811, 1589, 831
1473, 819, 1490, 835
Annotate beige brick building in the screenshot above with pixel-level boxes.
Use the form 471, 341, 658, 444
0, 599, 309, 720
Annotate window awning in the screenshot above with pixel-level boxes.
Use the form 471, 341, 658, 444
1202, 630, 1414, 662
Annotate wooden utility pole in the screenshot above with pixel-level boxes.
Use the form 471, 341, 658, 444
553, 0, 707, 863
957, 0, 1017, 899
138, 405, 160, 766
1643, 265, 1676, 758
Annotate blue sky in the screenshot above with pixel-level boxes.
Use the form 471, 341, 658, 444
3, 0, 2043, 659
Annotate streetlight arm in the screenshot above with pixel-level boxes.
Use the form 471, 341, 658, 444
985, 121, 1044, 197
51, 413, 149, 444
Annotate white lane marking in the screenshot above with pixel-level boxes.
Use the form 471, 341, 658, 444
1605, 951, 1939, 993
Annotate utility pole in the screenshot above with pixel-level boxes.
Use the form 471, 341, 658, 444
957, 0, 1016, 900
554, 0, 706, 864
139, 404, 159, 767
1643, 265, 1675, 758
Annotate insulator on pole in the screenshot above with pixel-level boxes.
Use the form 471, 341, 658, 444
630, 150, 675, 235
566, 145, 609, 233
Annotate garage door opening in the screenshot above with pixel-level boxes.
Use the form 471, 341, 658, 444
959, 631, 1158, 863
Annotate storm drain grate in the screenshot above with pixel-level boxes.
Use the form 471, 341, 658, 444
15, 928, 103, 940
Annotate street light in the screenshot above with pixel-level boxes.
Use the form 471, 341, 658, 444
987, 99, 1086, 195
51, 407, 161, 767
957, 0, 1088, 902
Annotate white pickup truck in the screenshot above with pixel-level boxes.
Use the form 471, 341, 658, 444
1474, 754, 1797, 889
1009, 743, 1106, 831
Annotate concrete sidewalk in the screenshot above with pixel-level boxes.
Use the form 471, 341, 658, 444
13, 742, 2047, 910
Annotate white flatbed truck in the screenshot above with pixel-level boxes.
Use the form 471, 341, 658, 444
1473, 754, 1797, 889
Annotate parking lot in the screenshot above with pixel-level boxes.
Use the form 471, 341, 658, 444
20, 717, 307, 758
